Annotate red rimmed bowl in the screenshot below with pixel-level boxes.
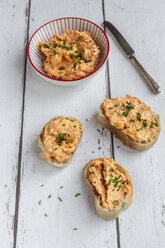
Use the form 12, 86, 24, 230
28, 17, 110, 86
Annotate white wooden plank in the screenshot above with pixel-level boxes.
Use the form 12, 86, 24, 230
105, 0, 165, 247
0, 0, 28, 247
16, 1, 118, 247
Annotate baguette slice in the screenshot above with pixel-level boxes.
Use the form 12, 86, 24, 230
84, 158, 133, 220
98, 96, 160, 151
39, 116, 83, 168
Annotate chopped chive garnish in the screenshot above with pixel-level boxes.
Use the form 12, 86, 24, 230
58, 66, 65, 70
97, 129, 100, 132
55, 133, 67, 145
44, 213, 47, 217
137, 112, 141, 122
75, 193, 81, 197
142, 119, 148, 127
48, 195, 51, 198
58, 197, 62, 202
43, 44, 50, 48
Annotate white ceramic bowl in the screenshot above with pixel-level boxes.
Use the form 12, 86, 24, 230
28, 17, 110, 86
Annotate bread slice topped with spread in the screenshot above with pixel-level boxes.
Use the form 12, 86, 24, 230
84, 158, 133, 220
98, 94, 160, 151
39, 116, 83, 168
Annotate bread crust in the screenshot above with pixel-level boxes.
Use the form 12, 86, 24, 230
98, 104, 160, 151
39, 116, 83, 168
84, 158, 133, 220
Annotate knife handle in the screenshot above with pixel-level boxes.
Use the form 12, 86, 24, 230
129, 55, 161, 94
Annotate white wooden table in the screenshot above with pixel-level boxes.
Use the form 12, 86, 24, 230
1, 0, 165, 247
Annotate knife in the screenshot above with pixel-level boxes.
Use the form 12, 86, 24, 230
103, 21, 161, 94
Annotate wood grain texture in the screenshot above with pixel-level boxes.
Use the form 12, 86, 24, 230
105, 0, 165, 247
0, 0, 28, 247
16, 1, 117, 248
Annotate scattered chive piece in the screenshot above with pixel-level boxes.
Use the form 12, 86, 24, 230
109, 107, 113, 110
110, 167, 115, 172
41, 184, 44, 187
117, 146, 120, 148
48, 195, 51, 198
45, 60, 48, 63
44, 213, 47, 217
55, 147, 58, 150
68, 134, 70, 137
97, 129, 100, 132
122, 101, 134, 117
73, 228, 77, 230
137, 128, 142, 132
75, 193, 81, 197
58, 66, 65, 70
98, 146, 101, 150
52, 50, 58, 54
130, 119, 135, 122
74, 125, 77, 127
150, 122, 158, 128
86, 118, 88, 121
55, 133, 67, 145
114, 104, 118, 107
92, 151, 94, 153
58, 197, 62, 202
43, 44, 50, 48
60, 186, 63, 189
62, 124, 66, 126
137, 112, 141, 122
142, 119, 148, 127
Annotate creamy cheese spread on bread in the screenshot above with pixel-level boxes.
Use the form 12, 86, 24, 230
88, 158, 130, 209
41, 116, 82, 163
102, 94, 160, 143
37, 30, 100, 80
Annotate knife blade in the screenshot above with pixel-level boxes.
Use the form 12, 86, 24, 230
103, 21, 161, 94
